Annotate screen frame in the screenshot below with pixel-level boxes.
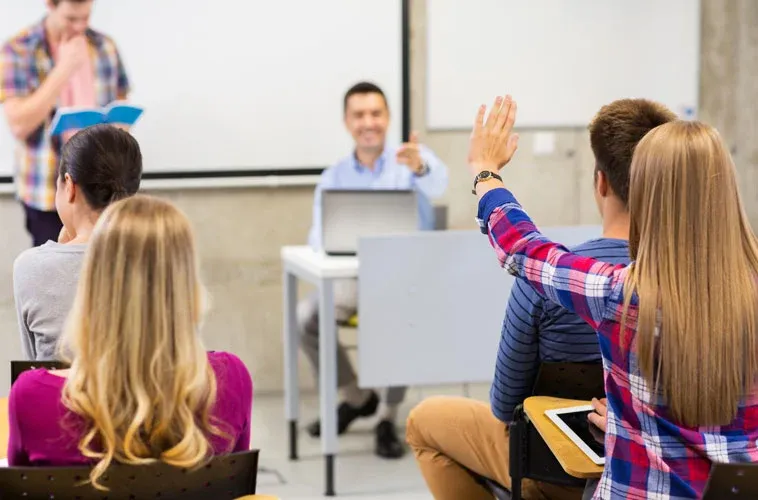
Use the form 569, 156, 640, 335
545, 404, 606, 466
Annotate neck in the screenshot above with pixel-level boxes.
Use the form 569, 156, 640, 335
44, 17, 63, 45
355, 148, 383, 170
601, 210, 630, 241
67, 211, 100, 244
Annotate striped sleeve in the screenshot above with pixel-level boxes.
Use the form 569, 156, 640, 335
490, 279, 543, 422
478, 188, 626, 331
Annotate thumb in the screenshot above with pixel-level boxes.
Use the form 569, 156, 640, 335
408, 131, 419, 144
506, 133, 520, 156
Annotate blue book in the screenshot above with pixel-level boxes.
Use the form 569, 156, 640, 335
49, 101, 144, 136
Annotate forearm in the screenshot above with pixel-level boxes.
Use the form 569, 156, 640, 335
5, 65, 72, 140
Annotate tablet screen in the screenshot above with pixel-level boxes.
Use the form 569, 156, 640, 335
554, 410, 605, 457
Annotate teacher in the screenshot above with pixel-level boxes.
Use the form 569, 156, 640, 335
0, 0, 130, 246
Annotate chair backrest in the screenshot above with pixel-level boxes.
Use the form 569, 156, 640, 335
531, 362, 605, 401
0, 449, 259, 500
702, 463, 758, 499
10, 360, 69, 386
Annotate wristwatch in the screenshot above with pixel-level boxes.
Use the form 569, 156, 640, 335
472, 170, 502, 194
414, 162, 430, 177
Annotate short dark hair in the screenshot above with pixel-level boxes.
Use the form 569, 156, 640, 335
343, 81, 388, 113
589, 99, 677, 206
59, 125, 143, 210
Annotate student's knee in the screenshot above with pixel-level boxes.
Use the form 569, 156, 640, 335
406, 396, 450, 449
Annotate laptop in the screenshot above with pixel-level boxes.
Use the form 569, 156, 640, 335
321, 189, 419, 256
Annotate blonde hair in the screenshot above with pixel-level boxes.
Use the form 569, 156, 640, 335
59, 195, 224, 489
623, 121, 758, 426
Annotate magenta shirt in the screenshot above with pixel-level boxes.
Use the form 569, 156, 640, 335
7, 352, 253, 466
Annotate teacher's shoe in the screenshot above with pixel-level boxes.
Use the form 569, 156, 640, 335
375, 420, 405, 459
307, 390, 379, 437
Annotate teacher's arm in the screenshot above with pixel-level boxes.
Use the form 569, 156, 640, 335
468, 95, 625, 330
0, 36, 85, 140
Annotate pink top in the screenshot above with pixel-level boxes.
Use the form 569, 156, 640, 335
7, 352, 253, 466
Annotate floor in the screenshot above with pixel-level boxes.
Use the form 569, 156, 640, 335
252, 384, 490, 499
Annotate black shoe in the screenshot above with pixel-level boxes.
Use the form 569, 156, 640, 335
375, 419, 405, 459
307, 391, 379, 437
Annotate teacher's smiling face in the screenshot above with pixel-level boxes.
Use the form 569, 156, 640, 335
344, 91, 389, 153
46, 0, 94, 39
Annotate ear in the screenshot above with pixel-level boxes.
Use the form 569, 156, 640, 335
595, 169, 609, 198
64, 173, 77, 204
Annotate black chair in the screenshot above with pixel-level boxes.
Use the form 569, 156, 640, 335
0, 449, 259, 500
10, 360, 69, 386
476, 362, 605, 500
702, 463, 758, 499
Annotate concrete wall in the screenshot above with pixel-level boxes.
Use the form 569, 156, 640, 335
0, 0, 754, 395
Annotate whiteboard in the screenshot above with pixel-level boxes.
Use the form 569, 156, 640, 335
0, 0, 403, 177
426, 0, 700, 129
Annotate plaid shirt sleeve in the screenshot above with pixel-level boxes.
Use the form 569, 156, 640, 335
115, 48, 130, 100
478, 188, 627, 331
0, 41, 31, 103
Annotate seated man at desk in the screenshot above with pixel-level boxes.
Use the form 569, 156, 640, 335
405, 99, 676, 499
299, 81, 448, 459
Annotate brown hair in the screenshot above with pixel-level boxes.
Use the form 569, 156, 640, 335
622, 121, 758, 426
589, 99, 677, 206
51, 0, 91, 5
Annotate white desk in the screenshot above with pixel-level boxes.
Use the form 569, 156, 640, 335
281, 246, 357, 497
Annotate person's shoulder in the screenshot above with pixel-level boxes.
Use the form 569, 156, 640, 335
208, 352, 252, 387
14, 243, 83, 277
570, 238, 630, 259
2, 23, 43, 56
86, 29, 119, 51
10, 369, 60, 404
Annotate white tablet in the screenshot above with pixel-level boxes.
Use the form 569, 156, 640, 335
545, 405, 606, 465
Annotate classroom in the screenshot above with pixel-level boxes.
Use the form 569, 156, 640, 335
0, 0, 756, 499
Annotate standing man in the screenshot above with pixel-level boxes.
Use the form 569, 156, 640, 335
0, 0, 130, 246
300, 81, 448, 459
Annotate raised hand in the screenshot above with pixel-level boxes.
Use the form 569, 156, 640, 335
467, 95, 519, 176
396, 131, 424, 175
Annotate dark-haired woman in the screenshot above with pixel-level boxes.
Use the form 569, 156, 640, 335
13, 124, 142, 360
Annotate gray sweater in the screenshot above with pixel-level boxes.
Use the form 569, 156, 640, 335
13, 241, 87, 360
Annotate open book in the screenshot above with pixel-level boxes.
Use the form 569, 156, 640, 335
49, 101, 144, 136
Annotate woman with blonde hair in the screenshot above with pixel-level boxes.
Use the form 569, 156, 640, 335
466, 96, 758, 499
7, 195, 253, 489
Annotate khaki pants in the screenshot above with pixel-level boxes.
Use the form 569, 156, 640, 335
406, 396, 583, 500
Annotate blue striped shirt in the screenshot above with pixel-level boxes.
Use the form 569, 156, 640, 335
490, 237, 630, 422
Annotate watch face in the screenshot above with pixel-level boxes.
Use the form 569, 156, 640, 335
478, 171, 491, 180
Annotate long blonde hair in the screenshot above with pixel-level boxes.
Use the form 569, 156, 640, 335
623, 121, 758, 426
59, 195, 223, 489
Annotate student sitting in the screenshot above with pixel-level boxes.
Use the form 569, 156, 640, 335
406, 99, 676, 500
7, 195, 253, 491
469, 95, 758, 499
13, 124, 142, 360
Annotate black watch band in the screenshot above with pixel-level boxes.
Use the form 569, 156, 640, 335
472, 170, 502, 194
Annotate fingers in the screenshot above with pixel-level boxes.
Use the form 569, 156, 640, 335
494, 95, 512, 131
504, 98, 517, 133
587, 412, 606, 432
484, 96, 503, 129
473, 104, 486, 133
408, 131, 419, 144
591, 397, 608, 416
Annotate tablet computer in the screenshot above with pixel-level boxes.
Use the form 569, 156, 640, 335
545, 405, 606, 465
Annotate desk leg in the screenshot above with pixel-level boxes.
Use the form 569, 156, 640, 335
318, 278, 338, 496
283, 270, 300, 461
